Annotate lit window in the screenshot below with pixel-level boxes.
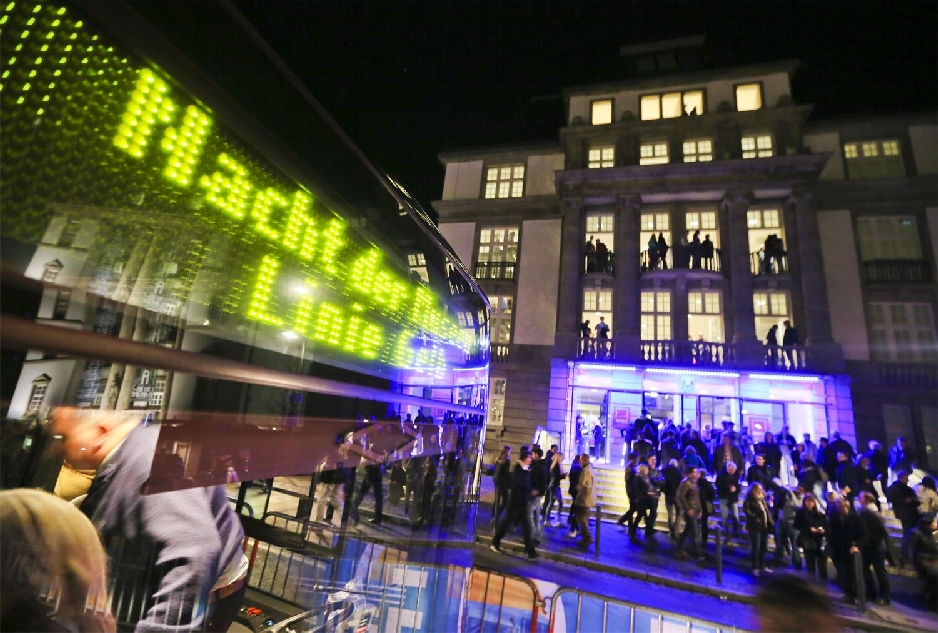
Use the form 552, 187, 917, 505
640, 90, 704, 120
583, 289, 613, 333
26, 375, 51, 415
490, 295, 514, 344
742, 134, 773, 159
588, 146, 615, 169
843, 140, 904, 179
488, 378, 507, 427
640, 291, 671, 340
42, 259, 63, 283
689, 291, 724, 342
58, 219, 81, 247
735, 84, 762, 111
640, 142, 669, 165
753, 292, 790, 343
476, 227, 519, 279
591, 99, 613, 125
683, 139, 712, 162
586, 214, 614, 234
484, 164, 525, 199
856, 216, 922, 261
685, 211, 716, 231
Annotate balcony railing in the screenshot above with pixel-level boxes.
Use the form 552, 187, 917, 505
641, 340, 732, 366
876, 362, 938, 390
576, 338, 811, 371
640, 247, 722, 273
584, 251, 615, 274
474, 261, 516, 281
751, 250, 789, 275
763, 344, 809, 371
860, 259, 932, 284
577, 337, 615, 360
491, 343, 511, 363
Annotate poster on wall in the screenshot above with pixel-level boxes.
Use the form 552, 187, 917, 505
612, 407, 632, 432
746, 416, 770, 435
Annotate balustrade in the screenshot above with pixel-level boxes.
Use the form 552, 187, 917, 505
640, 247, 722, 273
860, 259, 932, 284
750, 250, 789, 275
474, 261, 516, 281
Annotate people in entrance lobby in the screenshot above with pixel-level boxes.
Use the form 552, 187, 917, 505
592, 421, 605, 461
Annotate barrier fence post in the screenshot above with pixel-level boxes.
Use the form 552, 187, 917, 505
852, 550, 866, 614
715, 524, 723, 585
595, 504, 602, 560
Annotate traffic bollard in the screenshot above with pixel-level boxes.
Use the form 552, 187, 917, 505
852, 550, 866, 614
594, 504, 602, 559
715, 524, 723, 585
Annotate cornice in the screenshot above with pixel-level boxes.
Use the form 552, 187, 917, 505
554, 153, 833, 198
813, 175, 938, 209
432, 195, 561, 222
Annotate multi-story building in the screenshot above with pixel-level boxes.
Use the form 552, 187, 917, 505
434, 39, 938, 468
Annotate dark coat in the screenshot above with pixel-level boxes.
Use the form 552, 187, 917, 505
712, 443, 743, 475
743, 495, 771, 533
508, 463, 534, 508
746, 463, 773, 489
885, 481, 920, 525
794, 506, 828, 549
82, 424, 244, 630
715, 470, 742, 503
661, 464, 682, 501
828, 509, 863, 560
836, 460, 858, 493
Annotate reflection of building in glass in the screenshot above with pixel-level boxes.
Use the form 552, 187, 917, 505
435, 38, 938, 468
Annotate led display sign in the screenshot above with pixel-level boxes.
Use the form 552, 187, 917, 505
0, 1, 471, 370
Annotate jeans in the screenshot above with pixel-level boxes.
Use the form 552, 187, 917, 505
775, 522, 801, 567
644, 498, 659, 537
677, 514, 700, 556
545, 485, 563, 522
862, 546, 891, 601
719, 497, 740, 536
527, 498, 543, 542
665, 498, 678, 538
493, 505, 537, 557
749, 529, 768, 571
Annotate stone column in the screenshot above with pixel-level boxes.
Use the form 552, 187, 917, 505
554, 198, 584, 358
791, 188, 844, 372
614, 195, 642, 362
722, 189, 763, 368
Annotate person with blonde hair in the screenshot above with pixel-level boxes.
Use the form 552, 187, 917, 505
545, 451, 565, 526
0, 488, 114, 631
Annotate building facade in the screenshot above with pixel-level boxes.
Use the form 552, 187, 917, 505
434, 49, 938, 468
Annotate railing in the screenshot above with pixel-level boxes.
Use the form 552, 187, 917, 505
860, 259, 932, 283
877, 362, 938, 390
585, 251, 616, 274
763, 344, 809, 371
641, 340, 731, 366
474, 261, 517, 280
640, 246, 722, 273
578, 337, 615, 360
491, 343, 510, 363
750, 250, 788, 275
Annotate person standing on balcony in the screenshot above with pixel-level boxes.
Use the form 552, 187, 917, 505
657, 232, 669, 270
765, 324, 779, 368
594, 316, 610, 359
782, 320, 799, 369
647, 234, 658, 271
579, 320, 592, 358
596, 239, 609, 273
702, 234, 715, 270
691, 230, 702, 269
585, 236, 596, 272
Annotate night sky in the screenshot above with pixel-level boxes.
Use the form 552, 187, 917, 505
230, 0, 938, 212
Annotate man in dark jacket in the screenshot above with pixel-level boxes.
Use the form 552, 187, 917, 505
52, 409, 247, 630
675, 467, 703, 560
829, 432, 855, 462
716, 461, 742, 538
888, 437, 916, 478
886, 471, 921, 536
858, 492, 891, 605
713, 433, 743, 476
644, 454, 665, 539
566, 455, 583, 538
836, 451, 858, 501
747, 454, 773, 490
756, 432, 783, 478
617, 453, 639, 528
817, 437, 838, 483
661, 458, 682, 539
863, 441, 889, 485
828, 497, 863, 604
529, 446, 548, 542
491, 447, 539, 559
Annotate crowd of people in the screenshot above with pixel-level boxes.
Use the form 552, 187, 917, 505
490, 418, 938, 611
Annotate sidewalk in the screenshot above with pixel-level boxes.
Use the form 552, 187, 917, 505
477, 484, 938, 631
